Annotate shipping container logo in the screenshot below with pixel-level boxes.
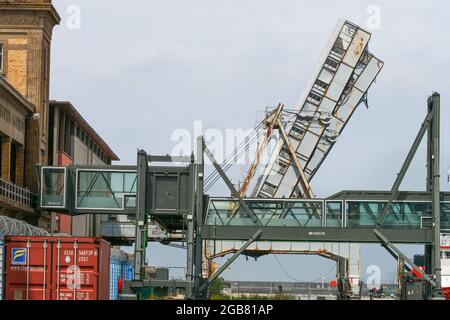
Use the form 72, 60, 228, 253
11, 248, 27, 265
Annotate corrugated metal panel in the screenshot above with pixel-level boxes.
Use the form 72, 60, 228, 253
109, 248, 134, 300
4, 236, 110, 300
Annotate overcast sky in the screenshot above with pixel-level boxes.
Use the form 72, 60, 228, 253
50, 0, 450, 283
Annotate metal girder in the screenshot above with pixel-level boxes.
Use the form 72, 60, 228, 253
203, 141, 262, 226
239, 104, 284, 197
199, 229, 262, 293
429, 92, 442, 295
129, 279, 190, 289
373, 229, 438, 288
134, 150, 148, 280
377, 111, 433, 227
276, 113, 315, 199
202, 226, 433, 243
148, 155, 193, 163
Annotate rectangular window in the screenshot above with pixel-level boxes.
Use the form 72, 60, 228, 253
330, 44, 345, 59
313, 79, 329, 93
307, 91, 322, 105
324, 57, 339, 71
262, 182, 277, 195
290, 124, 305, 140
275, 159, 289, 175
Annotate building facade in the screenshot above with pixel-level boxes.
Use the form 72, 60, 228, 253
0, 0, 119, 235
48, 101, 119, 236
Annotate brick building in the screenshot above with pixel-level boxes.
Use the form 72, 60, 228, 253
0, 0, 119, 235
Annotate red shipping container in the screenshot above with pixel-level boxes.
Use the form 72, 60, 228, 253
4, 236, 110, 300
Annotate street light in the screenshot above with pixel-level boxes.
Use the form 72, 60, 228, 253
25, 113, 40, 120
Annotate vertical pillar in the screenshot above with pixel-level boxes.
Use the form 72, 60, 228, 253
430, 92, 442, 296
1, 136, 12, 181
134, 150, 148, 282
14, 145, 24, 186
186, 154, 196, 299
194, 136, 205, 298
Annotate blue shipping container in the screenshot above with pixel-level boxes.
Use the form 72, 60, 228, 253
110, 249, 134, 300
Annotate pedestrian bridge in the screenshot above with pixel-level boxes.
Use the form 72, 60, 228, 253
202, 191, 450, 243
38, 166, 450, 244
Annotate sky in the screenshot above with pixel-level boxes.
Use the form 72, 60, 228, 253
50, 0, 450, 283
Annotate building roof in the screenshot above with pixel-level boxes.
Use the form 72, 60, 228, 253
0, 0, 61, 25
49, 100, 119, 161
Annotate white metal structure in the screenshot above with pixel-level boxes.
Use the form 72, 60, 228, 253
253, 19, 383, 198
207, 20, 383, 295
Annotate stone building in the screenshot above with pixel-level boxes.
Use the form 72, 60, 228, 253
0, 0, 118, 235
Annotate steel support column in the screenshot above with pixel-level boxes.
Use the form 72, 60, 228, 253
336, 257, 350, 300
430, 92, 442, 296
185, 154, 196, 299
134, 150, 148, 281
195, 136, 205, 298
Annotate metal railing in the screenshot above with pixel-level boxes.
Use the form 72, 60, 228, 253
0, 177, 32, 209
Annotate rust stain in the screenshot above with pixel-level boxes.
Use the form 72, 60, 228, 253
354, 37, 365, 56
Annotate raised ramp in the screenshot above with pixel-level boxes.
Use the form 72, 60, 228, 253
253, 19, 383, 198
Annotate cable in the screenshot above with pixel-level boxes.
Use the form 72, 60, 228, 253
204, 123, 266, 191
273, 255, 336, 283
310, 265, 336, 282
274, 255, 301, 282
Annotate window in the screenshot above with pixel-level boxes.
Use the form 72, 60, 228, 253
313, 79, 329, 93
275, 159, 289, 175
0, 43, 4, 73
331, 44, 345, 59
324, 57, 339, 71
290, 124, 305, 140
262, 182, 277, 195
307, 92, 322, 105
279, 147, 291, 160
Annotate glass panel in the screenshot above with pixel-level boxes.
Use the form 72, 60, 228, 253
326, 201, 342, 227
346, 201, 431, 229
441, 203, 450, 230
206, 199, 323, 227
77, 170, 137, 210
41, 168, 66, 208
206, 199, 450, 230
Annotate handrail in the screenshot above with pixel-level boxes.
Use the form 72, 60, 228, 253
0, 177, 32, 208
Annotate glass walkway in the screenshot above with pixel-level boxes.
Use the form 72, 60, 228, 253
205, 198, 450, 230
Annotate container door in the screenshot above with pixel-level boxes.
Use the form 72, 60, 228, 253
5, 239, 52, 300
52, 240, 99, 300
